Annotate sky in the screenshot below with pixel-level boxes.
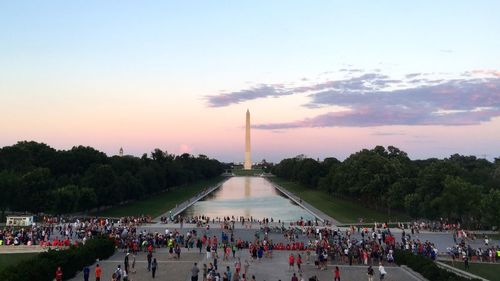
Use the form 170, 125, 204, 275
1, 1, 499, 162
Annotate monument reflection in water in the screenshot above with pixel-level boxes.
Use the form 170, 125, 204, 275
180, 177, 315, 222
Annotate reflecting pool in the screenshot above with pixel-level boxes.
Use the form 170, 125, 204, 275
180, 177, 315, 222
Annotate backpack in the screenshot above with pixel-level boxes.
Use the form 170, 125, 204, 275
115, 268, 121, 279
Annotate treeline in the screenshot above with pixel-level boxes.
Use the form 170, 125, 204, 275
272, 146, 500, 228
0, 141, 225, 216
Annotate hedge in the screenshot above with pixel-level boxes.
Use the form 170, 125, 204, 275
394, 249, 481, 281
0, 237, 115, 281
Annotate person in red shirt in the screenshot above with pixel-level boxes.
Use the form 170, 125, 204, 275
333, 266, 340, 281
288, 253, 295, 271
95, 263, 102, 281
55, 266, 63, 281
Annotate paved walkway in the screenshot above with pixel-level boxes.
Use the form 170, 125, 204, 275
67, 248, 421, 281
68, 249, 200, 281
188, 250, 423, 281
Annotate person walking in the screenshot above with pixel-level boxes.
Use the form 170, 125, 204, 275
83, 266, 90, 281
378, 263, 386, 280
131, 254, 136, 274
464, 255, 469, 270
147, 251, 153, 271
198, 239, 203, 253
367, 265, 374, 281
207, 244, 212, 259
226, 266, 232, 281
235, 258, 241, 274
95, 264, 102, 281
55, 266, 63, 281
151, 258, 158, 278
175, 244, 182, 259
296, 254, 302, 273
115, 265, 123, 281
124, 253, 130, 273
288, 253, 295, 271
122, 269, 128, 281
192, 262, 200, 281
243, 259, 250, 276
232, 271, 240, 281
203, 264, 208, 281
291, 272, 298, 281
333, 266, 340, 281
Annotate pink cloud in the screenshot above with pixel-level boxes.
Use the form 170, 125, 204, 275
471, 69, 500, 78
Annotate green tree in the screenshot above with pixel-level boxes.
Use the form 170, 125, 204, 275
17, 168, 52, 213
435, 176, 482, 225
0, 171, 18, 220
77, 187, 97, 213
52, 185, 79, 214
480, 189, 500, 229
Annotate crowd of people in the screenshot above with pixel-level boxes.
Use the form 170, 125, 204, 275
0, 215, 152, 247
2, 214, 499, 280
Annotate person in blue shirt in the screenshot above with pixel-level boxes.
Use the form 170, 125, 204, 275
226, 266, 232, 280
83, 266, 90, 281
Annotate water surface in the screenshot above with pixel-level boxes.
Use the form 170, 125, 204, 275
180, 177, 315, 222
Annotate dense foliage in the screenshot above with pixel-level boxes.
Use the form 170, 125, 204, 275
0, 237, 115, 281
0, 141, 225, 216
393, 249, 481, 281
272, 146, 500, 228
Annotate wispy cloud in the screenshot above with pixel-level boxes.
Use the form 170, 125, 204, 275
206, 85, 289, 107
208, 69, 500, 128
206, 71, 400, 107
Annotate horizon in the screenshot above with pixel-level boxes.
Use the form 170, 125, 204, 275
1, 140, 497, 164
1, 1, 499, 162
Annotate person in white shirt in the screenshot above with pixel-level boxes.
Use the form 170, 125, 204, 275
378, 263, 386, 280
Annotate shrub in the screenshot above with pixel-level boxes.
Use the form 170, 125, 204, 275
0, 237, 115, 281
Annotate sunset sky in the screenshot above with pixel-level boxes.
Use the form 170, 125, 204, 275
1, 1, 499, 162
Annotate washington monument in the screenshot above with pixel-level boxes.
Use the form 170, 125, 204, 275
244, 109, 252, 170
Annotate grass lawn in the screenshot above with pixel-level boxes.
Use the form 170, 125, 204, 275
443, 261, 500, 281
0, 252, 38, 271
94, 176, 226, 218
269, 177, 410, 224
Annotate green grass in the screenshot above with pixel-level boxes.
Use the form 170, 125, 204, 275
268, 177, 410, 224
94, 177, 226, 218
0, 253, 38, 271
443, 261, 500, 281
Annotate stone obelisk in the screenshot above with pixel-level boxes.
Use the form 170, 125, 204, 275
244, 109, 252, 170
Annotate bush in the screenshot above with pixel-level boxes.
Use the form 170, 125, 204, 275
0, 237, 115, 281
394, 249, 481, 281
